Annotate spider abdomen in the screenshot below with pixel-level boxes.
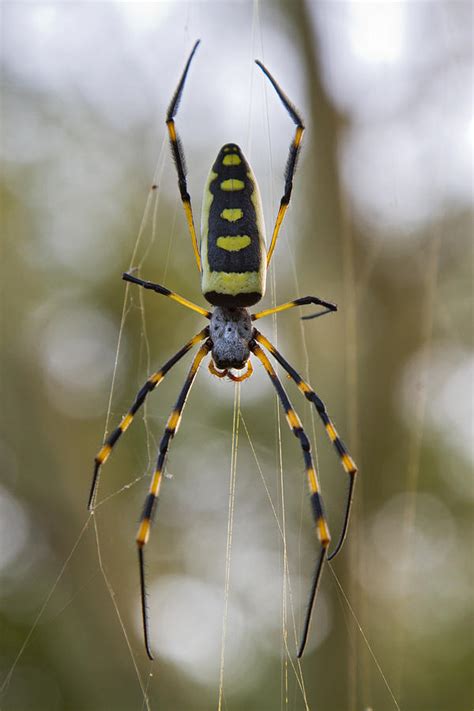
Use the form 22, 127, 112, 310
200, 144, 266, 307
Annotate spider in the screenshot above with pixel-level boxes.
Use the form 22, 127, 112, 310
88, 40, 357, 661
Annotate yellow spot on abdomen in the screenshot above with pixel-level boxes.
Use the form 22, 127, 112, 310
216, 235, 251, 251
221, 208, 243, 222
220, 179, 245, 191
203, 270, 262, 297
223, 154, 241, 166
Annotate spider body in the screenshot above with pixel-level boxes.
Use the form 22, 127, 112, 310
89, 40, 357, 662
201, 143, 266, 307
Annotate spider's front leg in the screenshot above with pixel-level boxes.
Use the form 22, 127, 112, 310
88, 327, 209, 510
136, 339, 212, 660
250, 340, 331, 658
254, 330, 357, 562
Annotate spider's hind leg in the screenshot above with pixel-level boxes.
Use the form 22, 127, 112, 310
255, 59, 305, 266
166, 40, 202, 272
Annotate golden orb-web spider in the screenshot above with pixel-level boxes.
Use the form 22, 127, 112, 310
88, 40, 357, 660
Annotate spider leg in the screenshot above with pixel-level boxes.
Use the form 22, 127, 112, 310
166, 40, 202, 272
255, 60, 304, 266
252, 295, 337, 322
88, 327, 209, 510
136, 339, 212, 660
254, 330, 357, 562
123, 272, 211, 318
250, 341, 330, 658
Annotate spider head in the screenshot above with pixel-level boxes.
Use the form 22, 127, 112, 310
209, 306, 253, 370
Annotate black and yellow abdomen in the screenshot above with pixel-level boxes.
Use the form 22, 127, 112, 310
200, 144, 266, 307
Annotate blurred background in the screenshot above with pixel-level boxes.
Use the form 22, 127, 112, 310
1, 2, 472, 710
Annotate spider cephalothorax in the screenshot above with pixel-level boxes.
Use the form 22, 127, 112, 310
89, 39, 357, 662
209, 306, 253, 370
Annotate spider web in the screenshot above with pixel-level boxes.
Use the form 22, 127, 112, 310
4, 1, 469, 709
